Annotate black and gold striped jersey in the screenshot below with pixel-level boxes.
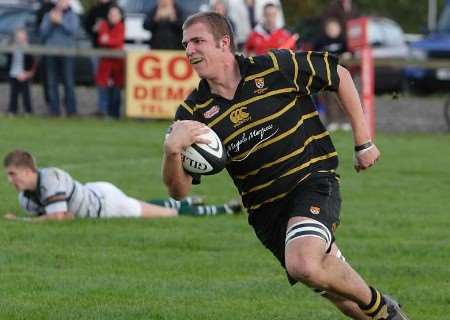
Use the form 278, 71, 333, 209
175, 49, 340, 212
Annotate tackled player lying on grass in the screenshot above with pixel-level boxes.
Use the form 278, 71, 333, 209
3, 149, 242, 221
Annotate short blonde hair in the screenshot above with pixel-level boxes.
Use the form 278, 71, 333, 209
183, 11, 236, 52
3, 150, 37, 172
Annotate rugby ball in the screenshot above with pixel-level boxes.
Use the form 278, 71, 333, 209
181, 127, 226, 175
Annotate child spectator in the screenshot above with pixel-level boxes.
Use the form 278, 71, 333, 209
7, 27, 35, 116
96, 5, 125, 119
314, 17, 351, 131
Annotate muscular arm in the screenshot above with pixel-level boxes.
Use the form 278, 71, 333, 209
336, 65, 371, 145
162, 120, 210, 199
336, 65, 380, 171
162, 150, 193, 199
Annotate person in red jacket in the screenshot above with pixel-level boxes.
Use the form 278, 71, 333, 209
96, 4, 125, 118
244, 2, 296, 56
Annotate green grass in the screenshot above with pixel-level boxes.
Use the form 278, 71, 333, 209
0, 117, 449, 319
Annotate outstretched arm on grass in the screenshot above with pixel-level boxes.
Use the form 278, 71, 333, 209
4, 212, 75, 222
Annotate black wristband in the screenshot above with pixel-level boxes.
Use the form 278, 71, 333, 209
354, 141, 373, 152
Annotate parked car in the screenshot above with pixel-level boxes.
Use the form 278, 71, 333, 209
405, 0, 450, 93
365, 16, 410, 94
0, 4, 93, 85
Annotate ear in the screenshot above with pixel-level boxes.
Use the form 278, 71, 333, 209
221, 35, 231, 50
24, 167, 35, 176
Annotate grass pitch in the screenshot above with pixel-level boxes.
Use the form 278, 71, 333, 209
0, 117, 449, 319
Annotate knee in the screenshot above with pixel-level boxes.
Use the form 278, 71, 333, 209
286, 257, 324, 288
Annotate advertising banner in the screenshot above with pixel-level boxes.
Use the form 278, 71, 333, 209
126, 50, 198, 119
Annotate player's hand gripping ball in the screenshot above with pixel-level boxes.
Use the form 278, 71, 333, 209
181, 127, 227, 175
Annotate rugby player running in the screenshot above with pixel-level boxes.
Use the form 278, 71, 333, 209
162, 11, 409, 320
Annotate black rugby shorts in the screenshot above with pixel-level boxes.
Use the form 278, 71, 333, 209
248, 172, 341, 283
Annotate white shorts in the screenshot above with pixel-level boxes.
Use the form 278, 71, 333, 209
85, 182, 142, 218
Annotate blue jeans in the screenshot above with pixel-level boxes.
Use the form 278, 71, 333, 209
98, 86, 121, 118
46, 56, 77, 116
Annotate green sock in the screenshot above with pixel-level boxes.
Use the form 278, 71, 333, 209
178, 204, 234, 216
148, 198, 239, 216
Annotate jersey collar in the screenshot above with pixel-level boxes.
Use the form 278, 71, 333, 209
195, 53, 250, 101
23, 170, 42, 204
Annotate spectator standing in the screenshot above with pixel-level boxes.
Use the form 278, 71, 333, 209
323, 0, 359, 36
142, 0, 184, 50
36, 0, 55, 28
84, 0, 116, 49
210, 0, 236, 47
244, 0, 257, 29
227, 0, 255, 50
314, 17, 351, 131
244, 3, 296, 56
35, 0, 55, 111
211, 0, 230, 20
84, 0, 116, 117
40, 0, 79, 117
95, 5, 125, 119
7, 28, 35, 116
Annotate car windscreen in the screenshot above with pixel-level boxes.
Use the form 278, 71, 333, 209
368, 19, 405, 47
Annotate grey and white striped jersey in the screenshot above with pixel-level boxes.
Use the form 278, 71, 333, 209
18, 167, 101, 218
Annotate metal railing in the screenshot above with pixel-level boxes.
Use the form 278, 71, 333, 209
1, 45, 450, 68
0, 45, 126, 58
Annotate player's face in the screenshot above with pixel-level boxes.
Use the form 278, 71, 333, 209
182, 22, 225, 79
5, 165, 34, 192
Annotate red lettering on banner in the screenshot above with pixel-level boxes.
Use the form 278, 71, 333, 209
136, 54, 194, 81
151, 86, 163, 100
134, 86, 147, 99
137, 55, 161, 80
133, 85, 194, 101
168, 56, 193, 80
140, 104, 164, 113
167, 87, 189, 100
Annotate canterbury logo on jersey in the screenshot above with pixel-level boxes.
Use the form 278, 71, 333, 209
230, 107, 251, 127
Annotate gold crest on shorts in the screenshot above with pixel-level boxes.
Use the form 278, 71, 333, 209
309, 206, 320, 215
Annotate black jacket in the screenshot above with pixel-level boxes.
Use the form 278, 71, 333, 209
6, 53, 35, 75
142, 4, 184, 50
